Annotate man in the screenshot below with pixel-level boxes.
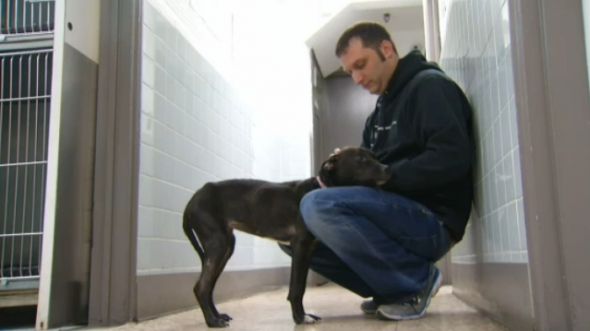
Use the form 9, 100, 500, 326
280, 22, 474, 320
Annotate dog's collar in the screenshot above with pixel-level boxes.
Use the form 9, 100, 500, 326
316, 176, 327, 188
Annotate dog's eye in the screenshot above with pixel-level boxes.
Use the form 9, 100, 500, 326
355, 155, 366, 162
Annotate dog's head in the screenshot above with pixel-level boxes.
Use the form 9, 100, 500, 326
318, 147, 389, 187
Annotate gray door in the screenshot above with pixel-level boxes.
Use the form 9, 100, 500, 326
508, 0, 590, 330
321, 75, 377, 154
311, 51, 325, 175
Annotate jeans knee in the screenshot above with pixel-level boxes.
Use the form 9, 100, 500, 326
300, 190, 318, 219
300, 190, 322, 219
300, 189, 336, 233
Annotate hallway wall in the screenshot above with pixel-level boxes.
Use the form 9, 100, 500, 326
438, 0, 533, 330
135, 0, 312, 320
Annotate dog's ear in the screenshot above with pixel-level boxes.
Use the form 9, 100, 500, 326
322, 160, 335, 171
320, 160, 334, 174
321, 154, 339, 171
318, 156, 339, 187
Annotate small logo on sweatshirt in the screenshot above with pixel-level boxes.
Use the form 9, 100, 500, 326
371, 120, 398, 148
374, 120, 398, 131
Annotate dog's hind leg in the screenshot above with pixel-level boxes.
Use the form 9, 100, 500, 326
207, 232, 235, 323
194, 231, 235, 328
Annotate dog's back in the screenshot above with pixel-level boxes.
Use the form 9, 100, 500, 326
183, 179, 310, 255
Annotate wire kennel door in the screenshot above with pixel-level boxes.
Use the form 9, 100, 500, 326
0, 49, 52, 283
0, 0, 55, 38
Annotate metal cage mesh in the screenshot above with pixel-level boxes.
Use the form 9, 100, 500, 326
0, 49, 52, 281
0, 0, 55, 37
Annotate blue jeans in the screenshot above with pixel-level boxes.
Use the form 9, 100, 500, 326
279, 186, 451, 304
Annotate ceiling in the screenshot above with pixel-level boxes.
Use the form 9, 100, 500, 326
305, 0, 426, 78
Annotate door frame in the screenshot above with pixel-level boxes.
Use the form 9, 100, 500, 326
508, 0, 590, 330
87, 0, 143, 326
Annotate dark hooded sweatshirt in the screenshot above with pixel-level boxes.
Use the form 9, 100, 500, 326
361, 50, 474, 242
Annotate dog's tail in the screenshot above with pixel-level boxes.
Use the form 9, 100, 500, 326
183, 212, 205, 262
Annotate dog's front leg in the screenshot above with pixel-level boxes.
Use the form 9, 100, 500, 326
287, 232, 321, 325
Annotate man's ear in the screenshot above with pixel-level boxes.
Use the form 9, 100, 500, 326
380, 40, 395, 58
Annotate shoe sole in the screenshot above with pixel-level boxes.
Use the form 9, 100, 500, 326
375, 271, 443, 321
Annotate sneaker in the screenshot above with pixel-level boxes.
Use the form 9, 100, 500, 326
360, 299, 379, 315
375, 267, 443, 321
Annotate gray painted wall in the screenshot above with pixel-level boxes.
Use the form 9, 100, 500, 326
322, 75, 377, 153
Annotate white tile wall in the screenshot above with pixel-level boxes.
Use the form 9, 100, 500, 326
439, 0, 528, 264
137, 0, 311, 275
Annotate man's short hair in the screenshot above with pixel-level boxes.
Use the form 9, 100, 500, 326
335, 22, 398, 59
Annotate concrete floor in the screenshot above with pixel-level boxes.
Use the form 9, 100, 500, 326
84, 284, 508, 331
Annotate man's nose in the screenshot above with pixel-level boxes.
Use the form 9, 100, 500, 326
352, 72, 363, 85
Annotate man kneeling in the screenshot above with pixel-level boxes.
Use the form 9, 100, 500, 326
280, 21, 474, 321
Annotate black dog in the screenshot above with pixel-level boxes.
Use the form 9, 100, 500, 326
182, 146, 389, 328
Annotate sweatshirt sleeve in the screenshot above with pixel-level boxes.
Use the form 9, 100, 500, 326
384, 76, 472, 192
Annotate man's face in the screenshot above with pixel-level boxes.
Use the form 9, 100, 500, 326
339, 37, 396, 95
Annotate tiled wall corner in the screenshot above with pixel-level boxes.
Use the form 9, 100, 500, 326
136, 0, 309, 275
439, 0, 528, 264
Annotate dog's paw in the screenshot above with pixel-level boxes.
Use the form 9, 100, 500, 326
206, 317, 229, 328
303, 313, 321, 324
219, 313, 232, 321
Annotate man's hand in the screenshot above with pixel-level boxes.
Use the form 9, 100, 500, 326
330, 148, 341, 157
